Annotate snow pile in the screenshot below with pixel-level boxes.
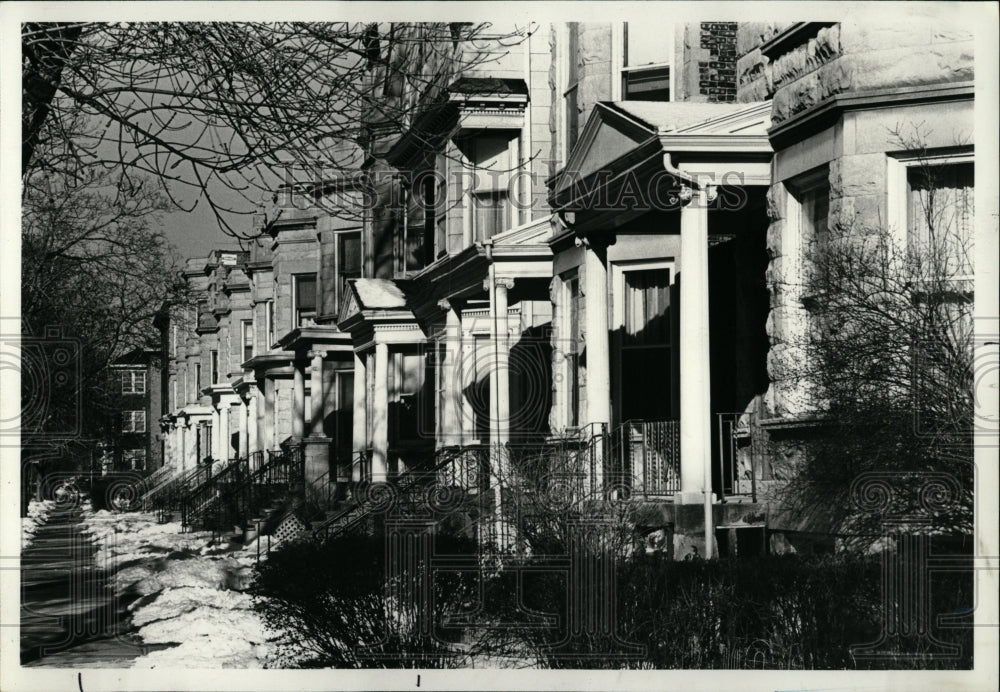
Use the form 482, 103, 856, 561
22, 499, 55, 546
81, 509, 218, 567
79, 508, 283, 668
129, 587, 277, 668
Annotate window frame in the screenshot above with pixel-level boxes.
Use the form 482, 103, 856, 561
123, 448, 147, 471
611, 259, 675, 422
122, 410, 147, 433
241, 319, 254, 363
292, 273, 318, 329
887, 150, 974, 282
612, 22, 674, 102
121, 369, 146, 395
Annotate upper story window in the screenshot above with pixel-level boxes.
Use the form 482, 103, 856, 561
121, 369, 146, 395
788, 166, 831, 263
907, 161, 973, 278
195, 362, 202, 395
620, 22, 673, 102
122, 410, 146, 433
337, 232, 362, 309
293, 273, 318, 328
242, 319, 254, 363
265, 300, 275, 348
468, 134, 516, 242
210, 349, 219, 385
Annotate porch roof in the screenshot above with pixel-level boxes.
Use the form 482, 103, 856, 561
548, 100, 773, 235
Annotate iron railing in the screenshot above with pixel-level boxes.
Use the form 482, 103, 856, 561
180, 446, 305, 534
604, 419, 681, 497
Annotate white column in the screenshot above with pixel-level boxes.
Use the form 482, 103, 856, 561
292, 361, 306, 439
371, 342, 389, 481
491, 279, 513, 447
264, 377, 275, 451
678, 185, 714, 504
218, 401, 230, 461
461, 326, 475, 441
211, 405, 221, 460
352, 350, 368, 481
584, 243, 611, 495
584, 246, 611, 428
178, 421, 187, 472
238, 397, 249, 457
248, 391, 259, 455
309, 350, 325, 437
441, 301, 462, 446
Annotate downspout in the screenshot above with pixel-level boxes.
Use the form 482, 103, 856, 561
663, 150, 714, 560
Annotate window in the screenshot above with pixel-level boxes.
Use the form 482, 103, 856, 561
620, 267, 672, 421
293, 274, 317, 328
468, 135, 515, 242
907, 162, 973, 277
121, 369, 146, 394
210, 350, 219, 385
195, 362, 202, 394
122, 410, 146, 433
170, 325, 177, 356
265, 300, 275, 348
123, 448, 147, 471
620, 22, 672, 101
788, 167, 831, 264
242, 320, 254, 363
171, 379, 177, 410
564, 272, 582, 428
337, 232, 362, 308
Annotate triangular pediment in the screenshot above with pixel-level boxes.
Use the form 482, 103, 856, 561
339, 284, 361, 323
557, 103, 655, 193
491, 216, 552, 247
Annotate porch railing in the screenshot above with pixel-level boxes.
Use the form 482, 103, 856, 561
604, 419, 681, 498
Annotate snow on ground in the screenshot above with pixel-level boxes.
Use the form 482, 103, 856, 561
22, 499, 55, 546
79, 507, 284, 668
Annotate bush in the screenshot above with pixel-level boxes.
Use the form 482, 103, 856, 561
251, 523, 481, 668
254, 528, 973, 669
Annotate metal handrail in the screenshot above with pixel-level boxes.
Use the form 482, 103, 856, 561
603, 419, 681, 498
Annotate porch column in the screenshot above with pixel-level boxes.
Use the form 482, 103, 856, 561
253, 385, 264, 453
218, 401, 230, 461
309, 350, 325, 437
371, 342, 390, 481
490, 279, 514, 447
247, 391, 258, 454
292, 360, 306, 439
211, 405, 221, 460
440, 300, 462, 446
678, 185, 714, 504
238, 397, 249, 458
263, 377, 275, 451
177, 420, 187, 472
584, 242, 611, 492
461, 324, 475, 441
352, 350, 368, 481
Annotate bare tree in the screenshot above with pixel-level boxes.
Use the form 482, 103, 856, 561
21, 136, 185, 472
22, 22, 532, 236
776, 127, 975, 545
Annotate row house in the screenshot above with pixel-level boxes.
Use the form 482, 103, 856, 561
156, 15, 976, 557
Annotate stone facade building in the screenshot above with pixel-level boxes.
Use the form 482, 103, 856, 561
155, 16, 976, 556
